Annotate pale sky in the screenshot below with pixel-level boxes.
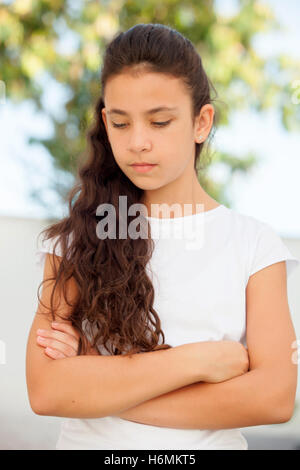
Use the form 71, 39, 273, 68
0, 0, 299, 237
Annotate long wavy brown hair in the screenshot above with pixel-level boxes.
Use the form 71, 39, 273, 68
36, 23, 219, 358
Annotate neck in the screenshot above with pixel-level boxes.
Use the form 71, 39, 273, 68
140, 171, 219, 219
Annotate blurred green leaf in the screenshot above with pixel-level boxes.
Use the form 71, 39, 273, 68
1, 0, 299, 211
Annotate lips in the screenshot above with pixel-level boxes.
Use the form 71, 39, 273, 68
131, 163, 157, 173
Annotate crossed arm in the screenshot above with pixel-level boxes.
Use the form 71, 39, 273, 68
114, 262, 297, 429
31, 259, 297, 427
114, 368, 289, 429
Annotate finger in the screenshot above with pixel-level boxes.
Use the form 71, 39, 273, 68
37, 329, 79, 353
51, 321, 81, 341
45, 347, 66, 359
37, 336, 78, 357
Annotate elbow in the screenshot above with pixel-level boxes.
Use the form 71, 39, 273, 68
31, 404, 48, 417
31, 400, 55, 417
271, 405, 294, 424
274, 401, 295, 424
28, 395, 47, 416
28, 388, 56, 416
268, 390, 296, 424
277, 381, 297, 423
255, 367, 297, 424
28, 394, 45, 416
27, 364, 59, 416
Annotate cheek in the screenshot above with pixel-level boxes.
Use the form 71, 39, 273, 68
110, 143, 127, 167
163, 150, 187, 171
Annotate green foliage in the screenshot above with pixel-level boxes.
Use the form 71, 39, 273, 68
1, 0, 299, 210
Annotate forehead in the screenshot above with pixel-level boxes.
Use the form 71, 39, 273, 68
104, 72, 188, 114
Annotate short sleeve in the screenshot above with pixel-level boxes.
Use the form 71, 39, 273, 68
35, 235, 63, 269
248, 223, 300, 279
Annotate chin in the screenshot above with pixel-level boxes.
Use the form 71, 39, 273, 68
124, 174, 159, 189
132, 179, 162, 191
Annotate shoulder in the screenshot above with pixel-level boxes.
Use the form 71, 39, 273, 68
221, 205, 283, 249
222, 205, 269, 236
35, 231, 74, 267
36, 234, 63, 259
221, 206, 300, 281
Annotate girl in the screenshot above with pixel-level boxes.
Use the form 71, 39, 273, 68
26, 23, 299, 450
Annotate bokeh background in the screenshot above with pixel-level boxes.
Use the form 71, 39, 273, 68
0, 0, 299, 450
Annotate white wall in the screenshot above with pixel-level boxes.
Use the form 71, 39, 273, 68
0, 215, 62, 449
0, 215, 299, 450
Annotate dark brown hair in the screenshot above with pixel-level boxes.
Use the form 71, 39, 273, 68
37, 23, 218, 357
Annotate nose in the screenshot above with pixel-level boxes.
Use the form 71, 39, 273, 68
127, 125, 152, 152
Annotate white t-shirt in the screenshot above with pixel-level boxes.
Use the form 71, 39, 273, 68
35, 204, 300, 450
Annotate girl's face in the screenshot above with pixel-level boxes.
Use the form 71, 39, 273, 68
101, 71, 212, 192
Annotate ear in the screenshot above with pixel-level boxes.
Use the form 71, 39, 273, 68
193, 104, 214, 143
101, 108, 108, 133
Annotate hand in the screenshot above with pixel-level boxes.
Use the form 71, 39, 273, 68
174, 340, 249, 384
36, 320, 98, 359
195, 340, 250, 383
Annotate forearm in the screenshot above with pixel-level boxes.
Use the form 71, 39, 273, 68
116, 368, 286, 429
34, 345, 199, 419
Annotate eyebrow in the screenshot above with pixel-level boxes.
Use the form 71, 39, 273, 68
106, 106, 178, 116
